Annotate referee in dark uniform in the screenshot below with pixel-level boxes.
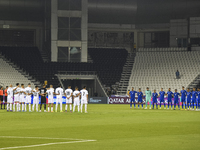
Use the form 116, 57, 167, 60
39, 84, 47, 112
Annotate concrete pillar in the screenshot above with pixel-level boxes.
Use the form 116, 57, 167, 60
51, 0, 58, 62
81, 0, 88, 62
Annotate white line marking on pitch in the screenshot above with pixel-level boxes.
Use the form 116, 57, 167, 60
0, 136, 87, 141
0, 136, 96, 150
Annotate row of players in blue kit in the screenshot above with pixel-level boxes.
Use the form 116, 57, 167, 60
129, 87, 200, 111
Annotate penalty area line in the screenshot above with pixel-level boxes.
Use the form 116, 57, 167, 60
0, 140, 96, 150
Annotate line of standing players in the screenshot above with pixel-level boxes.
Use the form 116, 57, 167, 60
129, 86, 200, 111
0, 83, 89, 113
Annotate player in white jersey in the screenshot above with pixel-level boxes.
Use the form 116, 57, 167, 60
13, 83, 20, 112
80, 86, 89, 113
7, 84, 17, 111
32, 86, 40, 112
73, 87, 81, 113
65, 85, 73, 113
25, 83, 32, 112
46, 85, 58, 112
55, 84, 64, 112
20, 84, 27, 112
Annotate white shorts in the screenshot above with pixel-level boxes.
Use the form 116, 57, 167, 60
81, 99, 88, 104
48, 98, 54, 104
14, 95, 20, 102
26, 96, 31, 104
20, 95, 26, 103
74, 99, 80, 106
66, 98, 72, 104
56, 97, 62, 104
8, 96, 13, 103
33, 98, 39, 104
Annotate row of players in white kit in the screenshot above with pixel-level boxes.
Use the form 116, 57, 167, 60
7, 83, 88, 113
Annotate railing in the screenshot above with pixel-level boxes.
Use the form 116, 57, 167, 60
58, 71, 96, 76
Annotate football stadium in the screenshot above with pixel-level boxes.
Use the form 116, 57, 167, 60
0, 0, 200, 149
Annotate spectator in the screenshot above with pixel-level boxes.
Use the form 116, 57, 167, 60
176, 70, 180, 79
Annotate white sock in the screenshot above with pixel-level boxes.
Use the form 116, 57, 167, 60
19, 103, 21, 111
73, 104, 75, 112
78, 105, 80, 112
29, 104, 31, 111
22, 104, 24, 111
36, 104, 38, 111
70, 104, 72, 111
51, 107, 53, 112
85, 104, 87, 112
25, 104, 27, 111
16, 103, 18, 111
60, 103, 62, 111
65, 104, 68, 111
32, 104, 35, 111
48, 107, 50, 112
10, 104, 12, 110
13, 103, 15, 111
81, 104, 83, 112
56, 103, 58, 111
7, 104, 9, 110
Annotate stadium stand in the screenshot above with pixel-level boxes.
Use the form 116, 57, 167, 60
0, 56, 35, 88
88, 48, 128, 87
0, 47, 128, 90
128, 47, 200, 92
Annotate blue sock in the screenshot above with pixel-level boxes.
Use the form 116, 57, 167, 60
193, 103, 194, 109
185, 103, 187, 109
164, 103, 165, 108
138, 104, 139, 108
174, 104, 176, 109
153, 103, 154, 109
188, 103, 190, 108
134, 103, 135, 108
142, 104, 143, 108
156, 104, 158, 109
182, 103, 183, 109
160, 103, 161, 108
168, 103, 169, 108
178, 104, 180, 109
130, 103, 132, 108
171, 103, 172, 108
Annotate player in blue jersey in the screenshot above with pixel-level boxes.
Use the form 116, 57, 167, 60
158, 88, 166, 109
129, 87, 137, 109
152, 90, 158, 109
174, 89, 180, 110
166, 88, 173, 110
186, 88, 192, 110
197, 88, 200, 111
180, 86, 187, 110
191, 88, 197, 111
137, 88, 143, 109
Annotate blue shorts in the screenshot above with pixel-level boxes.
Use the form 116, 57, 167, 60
138, 99, 143, 103
198, 99, 200, 103
153, 100, 157, 103
160, 99, 164, 102
187, 99, 191, 103
191, 99, 196, 103
130, 99, 135, 103
174, 100, 179, 104
168, 99, 172, 103
181, 98, 186, 102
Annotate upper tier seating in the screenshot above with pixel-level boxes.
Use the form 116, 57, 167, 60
128, 48, 200, 92
0, 47, 127, 88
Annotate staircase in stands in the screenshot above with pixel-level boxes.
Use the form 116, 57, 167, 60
117, 53, 135, 95
0, 52, 41, 87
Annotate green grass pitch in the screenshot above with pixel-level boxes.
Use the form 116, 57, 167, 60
0, 104, 200, 150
